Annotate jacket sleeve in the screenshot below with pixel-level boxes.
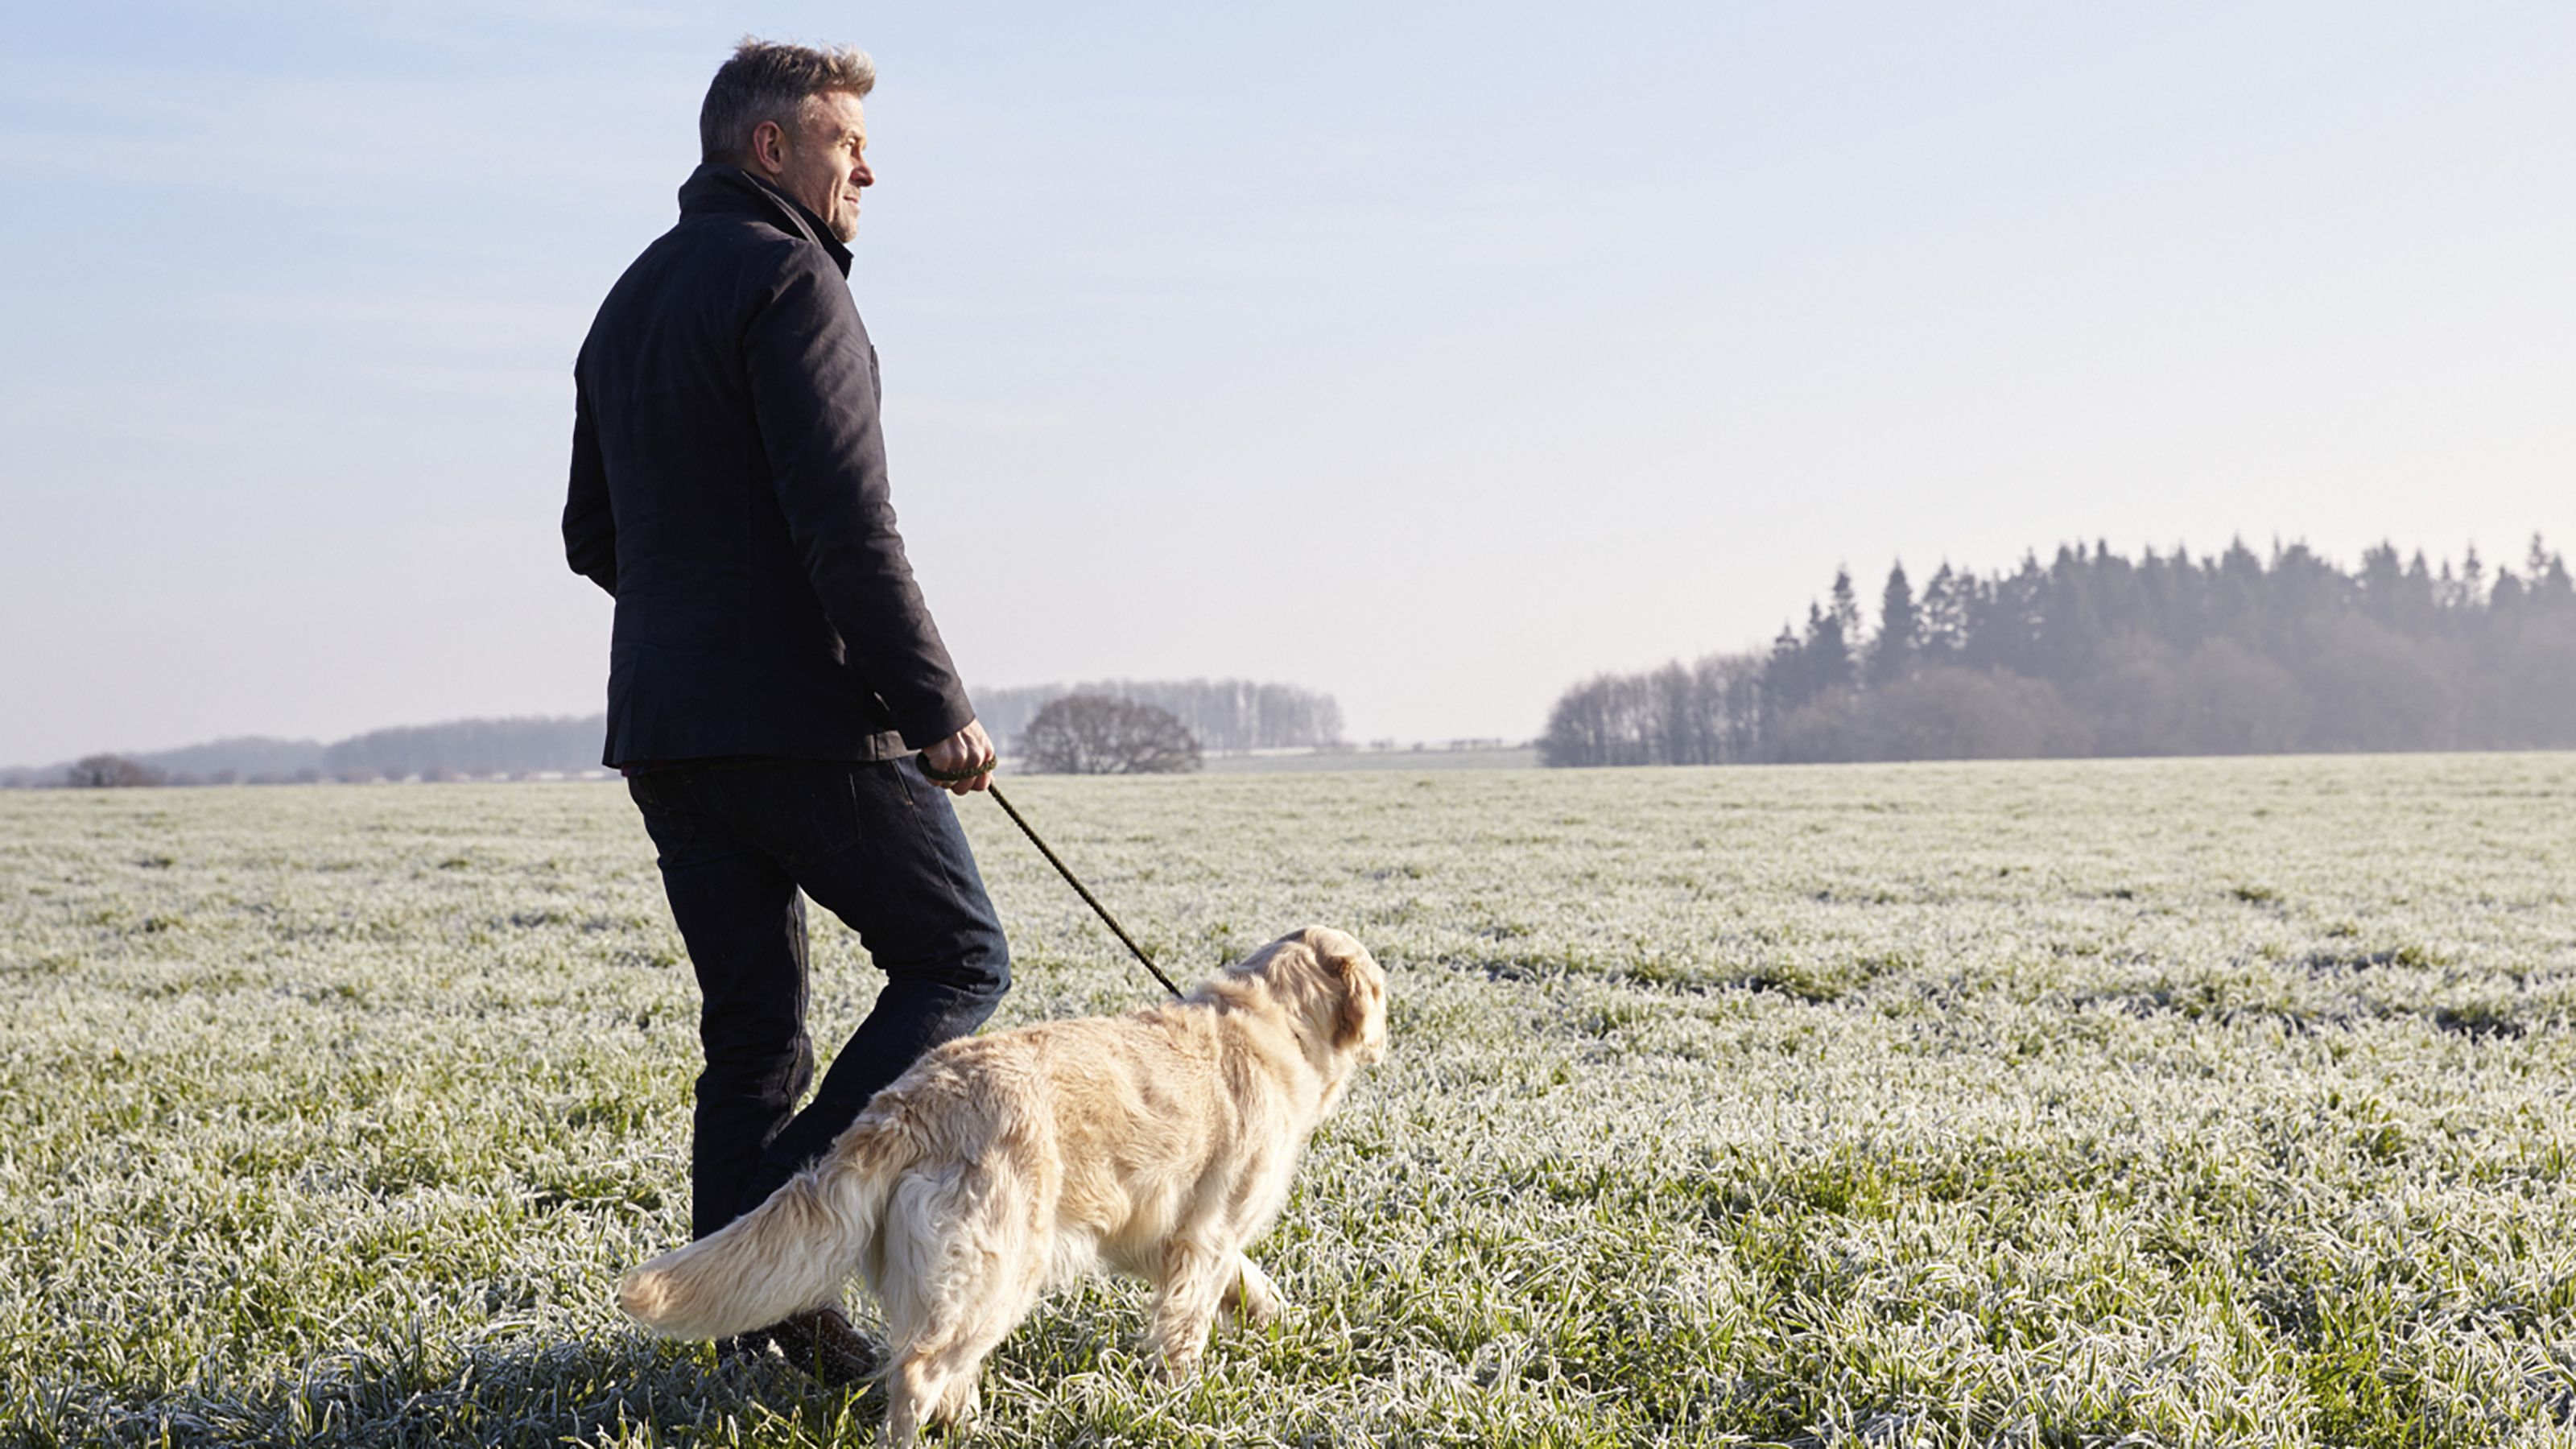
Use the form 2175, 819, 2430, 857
743, 251, 975, 749
563, 371, 619, 597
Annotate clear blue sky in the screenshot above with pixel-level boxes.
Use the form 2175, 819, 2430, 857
2, 1, 2569, 764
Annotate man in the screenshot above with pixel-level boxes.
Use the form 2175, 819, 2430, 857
564, 39, 1009, 1381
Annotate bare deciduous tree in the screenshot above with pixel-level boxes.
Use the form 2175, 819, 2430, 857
976, 679, 1340, 758
1018, 696, 1201, 774
67, 754, 167, 788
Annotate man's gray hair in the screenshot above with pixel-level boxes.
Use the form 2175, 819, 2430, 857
700, 39, 877, 165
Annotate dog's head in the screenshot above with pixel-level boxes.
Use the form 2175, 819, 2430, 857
1220, 926, 1389, 1081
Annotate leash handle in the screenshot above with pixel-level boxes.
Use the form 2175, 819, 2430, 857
985, 784, 1186, 1001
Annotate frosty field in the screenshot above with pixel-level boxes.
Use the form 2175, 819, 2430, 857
3, 753, 2574, 1447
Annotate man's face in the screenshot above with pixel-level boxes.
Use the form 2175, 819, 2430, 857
758, 90, 872, 242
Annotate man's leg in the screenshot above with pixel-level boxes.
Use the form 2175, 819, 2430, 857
627, 770, 815, 1241
724, 758, 1011, 1218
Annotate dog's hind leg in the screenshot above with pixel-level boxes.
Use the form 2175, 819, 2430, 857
880, 1158, 1051, 1444
889, 1296, 1026, 1443
1143, 1240, 1243, 1380
885, 1249, 1038, 1442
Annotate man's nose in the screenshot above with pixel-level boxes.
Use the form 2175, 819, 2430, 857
853, 158, 874, 187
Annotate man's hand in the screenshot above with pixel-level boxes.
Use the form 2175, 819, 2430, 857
919, 720, 997, 795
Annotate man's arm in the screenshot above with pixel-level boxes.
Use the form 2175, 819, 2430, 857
743, 252, 974, 749
563, 374, 618, 597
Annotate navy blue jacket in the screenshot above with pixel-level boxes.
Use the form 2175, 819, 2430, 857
565, 165, 973, 767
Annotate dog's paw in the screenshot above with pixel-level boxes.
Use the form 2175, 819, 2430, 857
931, 1379, 980, 1434
1220, 1259, 1285, 1327
1154, 1346, 1204, 1385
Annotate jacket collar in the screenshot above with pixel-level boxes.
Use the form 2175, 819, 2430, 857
677, 163, 853, 277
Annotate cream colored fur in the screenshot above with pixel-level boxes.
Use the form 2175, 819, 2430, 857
618, 925, 1389, 1443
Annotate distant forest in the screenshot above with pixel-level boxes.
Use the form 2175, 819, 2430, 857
1542, 536, 2576, 767
10, 679, 1352, 787
976, 679, 1344, 757
2, 716, 610, 787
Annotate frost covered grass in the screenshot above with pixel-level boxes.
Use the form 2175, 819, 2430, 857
3, 753, 2574, 1447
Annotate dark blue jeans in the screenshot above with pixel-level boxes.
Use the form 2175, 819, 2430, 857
626, 757, 1010, 1240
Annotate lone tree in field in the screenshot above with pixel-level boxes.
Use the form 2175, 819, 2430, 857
1019, 695, 1201, 774
66, 754, 166, 788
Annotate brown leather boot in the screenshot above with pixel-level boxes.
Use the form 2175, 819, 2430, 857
763, 1306, 884, 1386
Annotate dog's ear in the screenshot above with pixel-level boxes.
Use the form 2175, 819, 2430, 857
1313, 934, 1375, 1052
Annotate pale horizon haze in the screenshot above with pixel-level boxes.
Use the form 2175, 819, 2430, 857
2, 2, 2570, 766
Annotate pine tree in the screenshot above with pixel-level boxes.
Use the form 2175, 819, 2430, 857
1865, 563, 1917, 687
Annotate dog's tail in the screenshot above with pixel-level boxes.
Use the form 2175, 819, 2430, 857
617, 1118, 914, 1341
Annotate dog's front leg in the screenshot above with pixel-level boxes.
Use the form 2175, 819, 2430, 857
1219, 1254, 1283, 1327
1144, 1242, 1237, 1380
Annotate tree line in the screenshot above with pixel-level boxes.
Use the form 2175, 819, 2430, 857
320, 716, 605, 780
17, 680, 1352, 787
6, 716, 613, 787
1542, 536, 2576, 766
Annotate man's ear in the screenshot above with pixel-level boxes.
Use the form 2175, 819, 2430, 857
747, 118, 789, 178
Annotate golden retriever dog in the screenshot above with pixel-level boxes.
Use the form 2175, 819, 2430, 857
618, 925, 1389, 1443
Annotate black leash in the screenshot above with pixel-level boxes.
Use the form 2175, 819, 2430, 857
988, 786, 1186, 1000
922, 760, 1184, 1000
